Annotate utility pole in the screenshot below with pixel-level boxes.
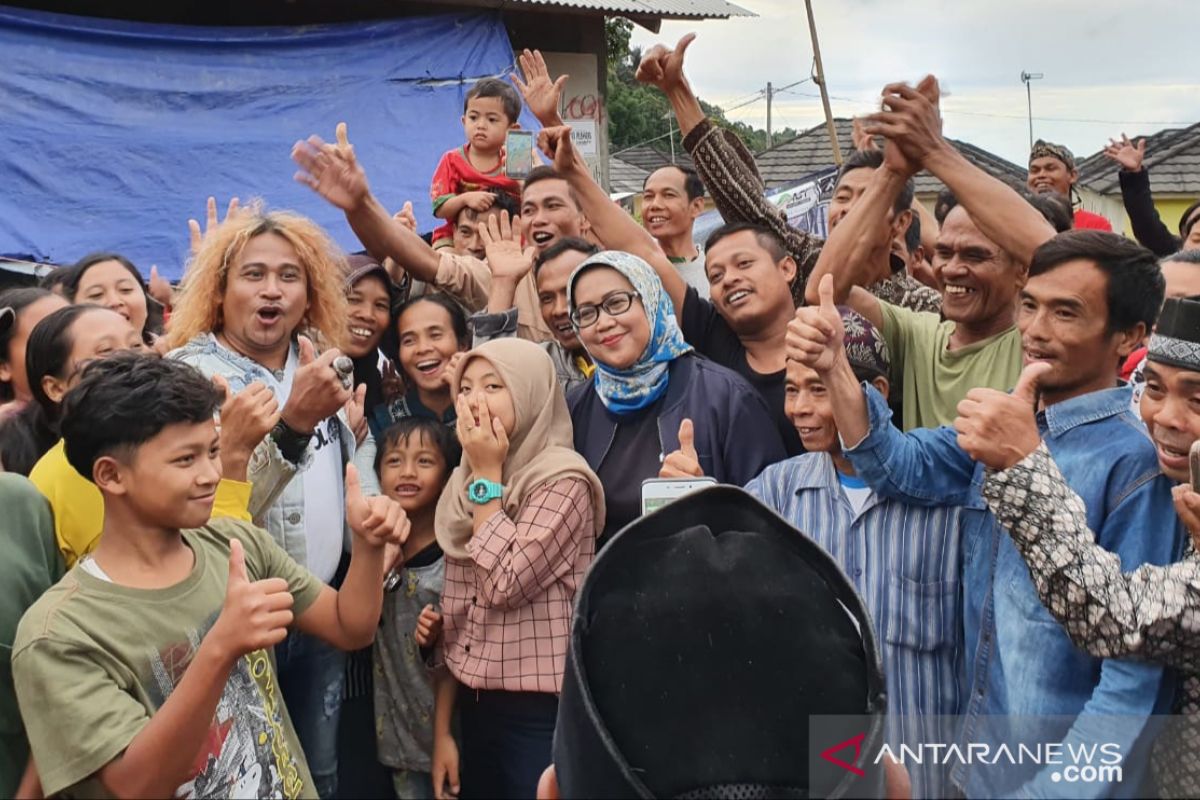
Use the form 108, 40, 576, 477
1021, 71, 1043, 150
765, 82, 774, 149
804, 0, 842, 166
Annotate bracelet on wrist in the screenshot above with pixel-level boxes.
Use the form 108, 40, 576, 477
271, 419, 313, 464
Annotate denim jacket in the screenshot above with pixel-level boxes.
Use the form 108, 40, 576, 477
845, 383, 1182, 799
170, 334, 380, 568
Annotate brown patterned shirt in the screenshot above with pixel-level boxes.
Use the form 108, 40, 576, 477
682, 117, 943, 315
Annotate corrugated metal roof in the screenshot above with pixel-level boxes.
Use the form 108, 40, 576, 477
489, 0, 753, 17
610, 143, 694, 172
756, 117, 1027, 195
610, 157, 651, 193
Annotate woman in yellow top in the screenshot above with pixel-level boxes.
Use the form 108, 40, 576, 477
25, 305, 276, 565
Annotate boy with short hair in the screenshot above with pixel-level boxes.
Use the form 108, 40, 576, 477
12, 353, 409, 799
430, 78, 524, 249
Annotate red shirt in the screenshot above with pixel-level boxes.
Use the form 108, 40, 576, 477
1074, 209, 1113, 231
429, 145, 521, 245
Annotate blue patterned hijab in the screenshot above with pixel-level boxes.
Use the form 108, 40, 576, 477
567, 251, 693, 415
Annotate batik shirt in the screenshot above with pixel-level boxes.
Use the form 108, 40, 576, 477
982, 444, 1199, 798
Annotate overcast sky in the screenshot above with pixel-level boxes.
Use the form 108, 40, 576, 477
631, 0, 1199, 166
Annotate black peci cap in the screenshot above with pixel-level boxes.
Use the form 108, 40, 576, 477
553, 485, 888, 799
1149, 295, 1200, 372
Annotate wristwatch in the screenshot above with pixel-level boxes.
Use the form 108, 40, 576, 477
466, 478, 504, 505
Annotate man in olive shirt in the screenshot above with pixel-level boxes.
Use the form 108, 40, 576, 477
806, 77, 1059, 429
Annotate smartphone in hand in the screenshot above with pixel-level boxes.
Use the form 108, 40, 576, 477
641, 477, 717, 516
504, 130, 534, 180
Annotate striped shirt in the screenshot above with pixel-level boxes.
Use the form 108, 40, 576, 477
746, 453, 968, 800
441, 477, 596, 694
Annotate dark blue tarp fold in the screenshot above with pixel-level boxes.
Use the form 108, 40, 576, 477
0, 5, 536, 278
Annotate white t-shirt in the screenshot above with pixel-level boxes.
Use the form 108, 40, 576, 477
302, 417, 346, 583
838, 472, 873, 517
278, 354, 345, 584
673, 249, 710, 300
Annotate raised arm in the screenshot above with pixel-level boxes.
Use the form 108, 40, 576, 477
1106, 134, 1181, 256
637, 34, 822, 288
804, 163, 912, 310
296, 464, 408, 650
511, 49, 568, 129
636, 34, 704, 138
292, 123, 442, 283
538, 124, 690, 318
790, 276, 977, 505
864, 78, 1055, 268
478, 210, 536, 315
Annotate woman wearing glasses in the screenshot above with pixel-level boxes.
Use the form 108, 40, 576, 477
566, 251, 785, 547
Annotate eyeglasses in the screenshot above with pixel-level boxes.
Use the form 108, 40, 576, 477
570, 291, 641, 329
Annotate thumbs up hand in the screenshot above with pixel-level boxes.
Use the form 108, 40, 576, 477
215, 376, 280, 481
660, 418, 704, 479
787, 274, 846, 374
210, 538, 295, 661
954, 361, 1051, 470
346, 462, 412, 550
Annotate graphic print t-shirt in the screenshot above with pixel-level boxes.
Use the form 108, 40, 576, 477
12, 518, 324, 798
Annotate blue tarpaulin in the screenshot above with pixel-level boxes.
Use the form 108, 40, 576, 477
0, 5, 537, 279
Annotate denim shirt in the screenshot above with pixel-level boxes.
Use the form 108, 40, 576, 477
845, 383, 1183, 799
170, 334, 380, 569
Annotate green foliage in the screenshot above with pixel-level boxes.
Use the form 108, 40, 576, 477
604, 17, 798, 157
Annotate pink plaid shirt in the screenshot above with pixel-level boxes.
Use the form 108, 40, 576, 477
441, 477, 596, 693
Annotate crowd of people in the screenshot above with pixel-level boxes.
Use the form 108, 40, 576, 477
1, 29, 1199, 800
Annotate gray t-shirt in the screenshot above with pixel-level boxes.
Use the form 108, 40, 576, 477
373, 544, 445, 772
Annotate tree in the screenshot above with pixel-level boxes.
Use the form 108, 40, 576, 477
604, 17, 799, 156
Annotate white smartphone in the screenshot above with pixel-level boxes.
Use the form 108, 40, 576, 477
504, 130, 534, 180
641, 477, 717, 515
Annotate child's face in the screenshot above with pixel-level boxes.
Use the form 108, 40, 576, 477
379, 432, 448, 514
100, 419, 223, 530
461, 96, 512, 154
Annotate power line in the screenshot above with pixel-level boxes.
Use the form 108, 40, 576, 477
942, 108, 1195, 126
771, 88, 1195, 128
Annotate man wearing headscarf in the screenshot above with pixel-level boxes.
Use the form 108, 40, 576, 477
971, 294, 1200, 798
1028, 139, 1114, 231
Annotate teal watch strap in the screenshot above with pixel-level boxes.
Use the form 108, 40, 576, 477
467, 478, 504, 504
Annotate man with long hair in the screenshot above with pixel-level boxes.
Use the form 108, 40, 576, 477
167, 205, 380, 799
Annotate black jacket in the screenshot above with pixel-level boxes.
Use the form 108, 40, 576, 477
567, 353, 786, 488
1119, 168, 1181, 256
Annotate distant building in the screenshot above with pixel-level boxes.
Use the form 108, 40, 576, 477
755, 118, 1027, 213
1077, 121, 1200, 239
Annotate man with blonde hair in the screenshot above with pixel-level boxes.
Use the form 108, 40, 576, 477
168, 206, 379, 799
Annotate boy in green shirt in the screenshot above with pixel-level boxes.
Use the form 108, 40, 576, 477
12, 353, 410, 799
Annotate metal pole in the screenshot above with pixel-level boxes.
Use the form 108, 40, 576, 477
804, 0, 842, 166
1020, 71, 1042, 150
1025, 79, 1033, 150
766, 82, 774, 149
